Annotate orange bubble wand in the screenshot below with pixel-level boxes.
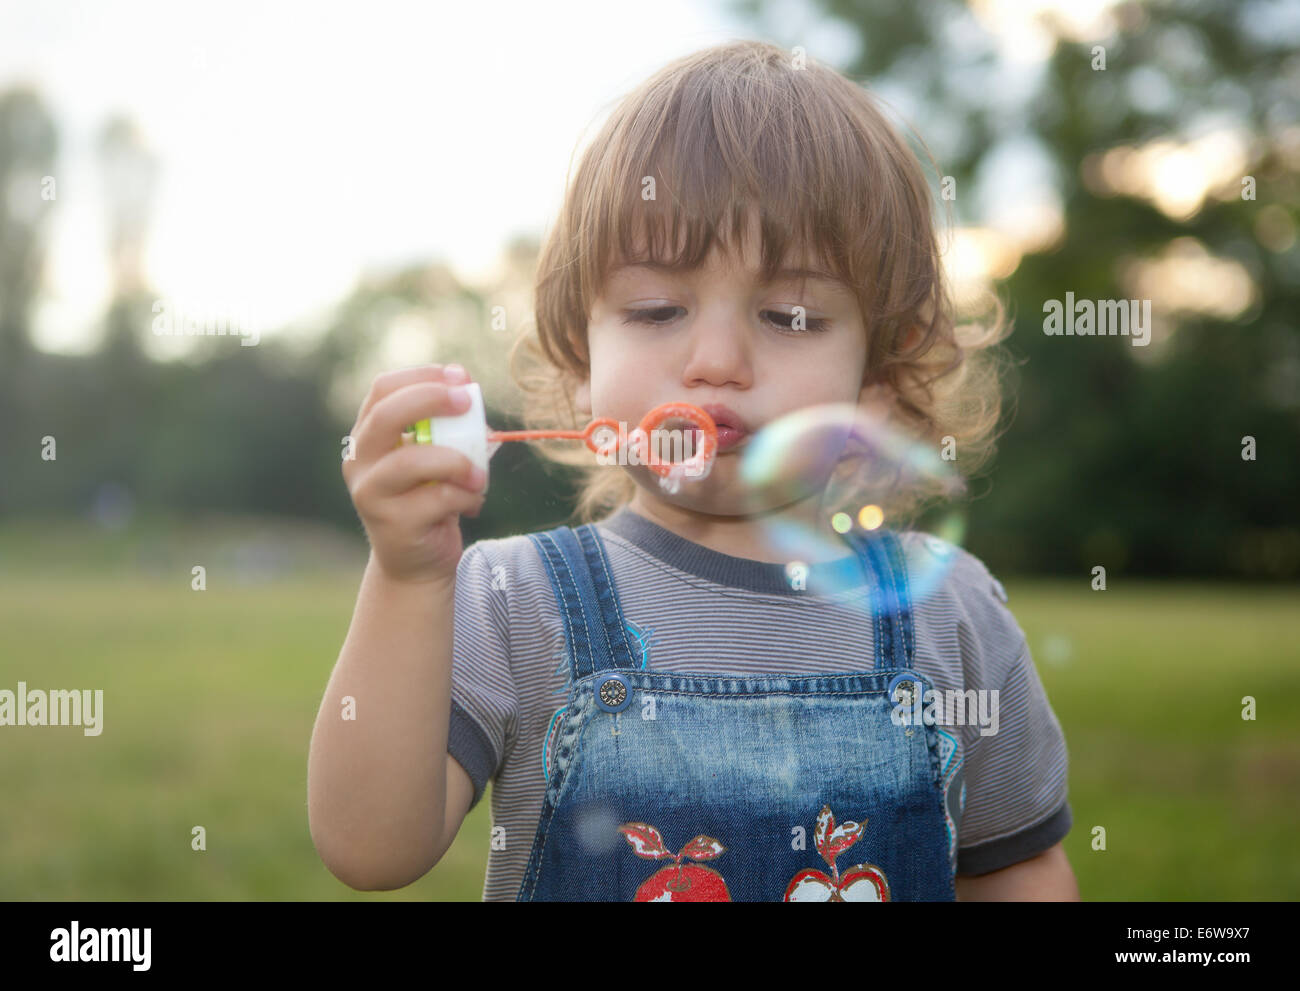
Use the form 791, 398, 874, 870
411, 394, 718, 494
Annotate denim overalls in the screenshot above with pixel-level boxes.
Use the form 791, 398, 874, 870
517, 522, 955, 901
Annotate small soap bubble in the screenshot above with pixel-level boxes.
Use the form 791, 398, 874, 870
1040, 634, 1073, 667
574, 803, 620, 855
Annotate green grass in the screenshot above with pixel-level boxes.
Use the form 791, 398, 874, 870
1004, 580, 1300, 900
1, 517, 1297, 899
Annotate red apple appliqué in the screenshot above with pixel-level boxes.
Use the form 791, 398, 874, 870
617, 822, 731, 902
783, 805, 891, 902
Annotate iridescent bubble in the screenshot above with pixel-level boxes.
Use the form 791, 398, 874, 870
1040, 634, 1074, 667
573, 802, 622, 856
738, 402, 968, 613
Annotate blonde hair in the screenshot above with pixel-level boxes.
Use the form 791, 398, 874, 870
509, 39, 1009, 525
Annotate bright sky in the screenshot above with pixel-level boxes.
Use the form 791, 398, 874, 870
2, 0, 785, 352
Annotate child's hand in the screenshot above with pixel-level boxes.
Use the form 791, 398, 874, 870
342, 364, 488, 586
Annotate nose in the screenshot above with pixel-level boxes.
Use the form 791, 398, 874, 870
680, 304, 753, 389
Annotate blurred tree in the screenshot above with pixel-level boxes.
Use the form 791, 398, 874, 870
735, 0, 1300, 576
97, 116, 158, 300
95, 116, 159, 368
0, 88, 57, 370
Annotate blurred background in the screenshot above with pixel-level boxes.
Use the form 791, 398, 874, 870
1, 0, 1296, 900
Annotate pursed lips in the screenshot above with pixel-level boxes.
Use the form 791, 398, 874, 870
661, 404, 751, 454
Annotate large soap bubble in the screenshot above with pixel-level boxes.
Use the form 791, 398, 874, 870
737, 402, 968, 611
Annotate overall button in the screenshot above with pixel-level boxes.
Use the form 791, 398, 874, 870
595, 673, 631, 713
888, 670, 925, 709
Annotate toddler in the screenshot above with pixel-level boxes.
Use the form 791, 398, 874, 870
309, 39, 1077, 902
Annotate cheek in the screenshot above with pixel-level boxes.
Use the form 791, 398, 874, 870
772, 342, 865, 399
832, 334, 869, 393
587, 345, 639, 417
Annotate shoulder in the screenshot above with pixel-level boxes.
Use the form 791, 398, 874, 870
456, 530, 569, 621
894, 530, 1028, 677
458, 529, 562, 580
894, 530, 1008, 602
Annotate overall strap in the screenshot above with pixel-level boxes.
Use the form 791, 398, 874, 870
526, 523, 638, 681
845, 528, 916, 672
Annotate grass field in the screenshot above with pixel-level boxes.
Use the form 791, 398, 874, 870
1, 516, 1297, 900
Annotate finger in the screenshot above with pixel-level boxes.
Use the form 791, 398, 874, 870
353, 363, 472, 425
353, 381, 476, 466
367, 476, 487, 533
351, 443, 485, 502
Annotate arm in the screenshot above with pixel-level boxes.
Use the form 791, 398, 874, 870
309, 363, 490, 890
308, 555, 460, 890
955, 841, 1080, 901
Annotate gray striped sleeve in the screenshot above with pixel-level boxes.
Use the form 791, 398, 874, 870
447, 540, 517, 812
941, 546, 1071, 875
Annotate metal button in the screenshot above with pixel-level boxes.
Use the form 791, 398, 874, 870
600, 679, 626, 707
887, 670, 925, 710
595, 673, 631, 712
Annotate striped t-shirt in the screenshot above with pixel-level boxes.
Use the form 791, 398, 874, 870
446, 505, 1071, 901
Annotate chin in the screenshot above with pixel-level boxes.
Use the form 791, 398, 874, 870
628, 469, 770, 518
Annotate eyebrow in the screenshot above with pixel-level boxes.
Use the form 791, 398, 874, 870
609, 261, 848, 290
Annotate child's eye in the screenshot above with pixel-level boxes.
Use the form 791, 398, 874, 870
622, 307, 829, 332
623, 306, 683, 326
764, 309, 830, 334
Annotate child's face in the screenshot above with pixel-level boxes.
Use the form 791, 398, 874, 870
580, 216, 872, 517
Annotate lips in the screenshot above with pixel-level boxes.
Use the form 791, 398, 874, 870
699, 404, 747, 432
656, 403, 751, 457
699, 404, 749, 453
